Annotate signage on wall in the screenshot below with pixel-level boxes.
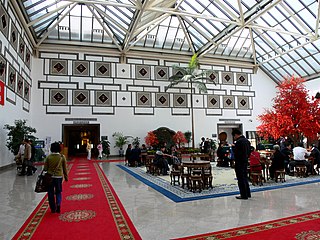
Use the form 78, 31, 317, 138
0, 81, 4, 105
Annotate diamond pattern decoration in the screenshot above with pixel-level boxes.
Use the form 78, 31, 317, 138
177, 97, 184, 105
11, 31, 16, 43
158, 69, 166, 78
240, 99, 246, 106
76, 92, 86, 103
140, 95, 148, 104
24, 84, 30, 101
0, 60, 5, 77
239, 76, 245, 82
54, 92, 64, 102
223, 96, 235, 108
74, 61, 89, 76
236, 73, 248, 85
9, 72, 15, 84
210, 98, 217, 105
54, 62, 64, 72
159, 96, 166, 104
226, 98, 232, 105
77, 64, 86, 73
0, 6, 8, 38
224, 75, 231, 81
209, 73, 216, 81
1, 15, 6, 29
98, 65, 107, 74
208, 95, 220, 109
99, 94, 108, 103
139, 68, 147, 76
17, 79, 23, 90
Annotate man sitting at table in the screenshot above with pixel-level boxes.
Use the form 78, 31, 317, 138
310, 144, 320, 174
154, 146, 171, 175
281, 142, 292, 175
269, 145, 285, 179
289, 142, 311, 176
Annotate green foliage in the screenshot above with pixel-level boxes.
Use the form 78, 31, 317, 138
166, 54, 217, 94
153, 127, 176, 148
184, 131, 192, 146
3, 119, 36, 155
132, 137, 140, 146
208, 139, 218, 151
112, 132, 130, 149
102, 140, 110, 156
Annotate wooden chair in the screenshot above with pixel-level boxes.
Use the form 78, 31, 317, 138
275, 169, 286, 183
180, 166, 190, 189
250, 172, 263, 186
295, 165, 307, 178
170, 169, 180, 186
203, 164, 213, 189
189, 174, 203, 192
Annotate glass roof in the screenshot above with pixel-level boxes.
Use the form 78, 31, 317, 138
18, 0, 320, 83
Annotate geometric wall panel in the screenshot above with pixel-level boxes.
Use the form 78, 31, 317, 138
50, 59, 67, 75
236, 73, 248, 85
222, 95, 235, 109
0, 54, 6, 82
73, 90, 89, 105
50, 89, 68, 105
9, 22, 18, 51
25, 48, 31, 69
24, 81, 30, 102
95, 90, 111, 106
18, 36, 25, 60
0, 4, 9, 38
155, 66, 168, 80
207, 71, 219, 85
155, 92, 169, 107
136, 65, 150, 79
73, 61, 89, 76
136, 92, 151, 107
237, 96, 249, 109
173, 93, 187, 108
16, 74, 23, 96
95, 62, 111, 77
207, 95, 220, 109
7, 65, 16, 91
222, 72, 234, 85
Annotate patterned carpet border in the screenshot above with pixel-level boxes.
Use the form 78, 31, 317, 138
175, 211, 320, 239
118, 165, 320, 203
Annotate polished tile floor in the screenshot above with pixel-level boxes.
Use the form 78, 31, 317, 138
1, 159, 320, 240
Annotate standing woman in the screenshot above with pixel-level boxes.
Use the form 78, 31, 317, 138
44, 142, 68, 213
86, 142, 92, 160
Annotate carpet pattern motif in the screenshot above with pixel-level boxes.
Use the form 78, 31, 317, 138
119, 164, 320, 202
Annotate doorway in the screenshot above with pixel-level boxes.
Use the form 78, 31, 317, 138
62, 124, 100, 157
217, 124, 243, 144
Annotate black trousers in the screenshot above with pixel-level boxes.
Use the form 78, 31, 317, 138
235, 164, 251, 198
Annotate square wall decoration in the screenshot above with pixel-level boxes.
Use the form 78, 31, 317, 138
173, 93, 187, 108
95, 90, 112, 106
25, 48, 31, 69
16, 74, 23, 97
50, 89, 68, 105
24, 82, 30, 102
156, 93, 169, 107
7, 65, 16, 91
73, 90, 89, 105
0, 54, 6, 82
238, 96, 250, 109
223, 96, 235, 109
236, 73, 248, 85
207, 95, 220, 109
95, 62, 111, 77
73, 61, 89, 76
50, 59, 67, 75
136, 92, 151, 107
222, 72, 234, 85
10, 22, 18, 51
155, 66, 168, 80
18, 36, 25, 60
136, 65, 151, 79
207, 71, 219, 85
0, 5, 9, 37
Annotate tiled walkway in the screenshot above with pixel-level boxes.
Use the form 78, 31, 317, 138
1, 158, 320, 239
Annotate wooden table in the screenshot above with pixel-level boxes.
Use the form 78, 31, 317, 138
181, 160, 211, 190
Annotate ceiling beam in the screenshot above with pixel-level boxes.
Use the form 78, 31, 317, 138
315, 1, 320, 38
63, 0, 137, 9
177, 16, 195, 54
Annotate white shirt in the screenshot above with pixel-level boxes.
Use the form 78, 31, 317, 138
293, 146, 310, 161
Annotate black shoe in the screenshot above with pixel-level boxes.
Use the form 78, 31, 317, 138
56, 205, 60, 213
235, 196, 248, 200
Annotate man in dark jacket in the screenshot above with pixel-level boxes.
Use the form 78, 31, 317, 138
232, 129, 251, 200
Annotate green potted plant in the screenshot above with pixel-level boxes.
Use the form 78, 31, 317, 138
3, 119, 36, 155
112, 132, 130, 156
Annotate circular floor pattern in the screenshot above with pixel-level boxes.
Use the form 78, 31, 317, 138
66, 193, 94, 201
59, 210, 96, 222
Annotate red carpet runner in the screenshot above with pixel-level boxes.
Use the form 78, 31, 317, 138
176, 211, 320, 240
13, 158, 141, 240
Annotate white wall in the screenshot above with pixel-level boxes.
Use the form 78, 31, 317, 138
29, 55, 279, 156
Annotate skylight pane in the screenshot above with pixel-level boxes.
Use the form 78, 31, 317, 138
297, 59, 316, 74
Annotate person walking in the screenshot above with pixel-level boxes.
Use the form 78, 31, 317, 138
97, 142, 103, 159
44, 142, 68, 213
232, 129, 251, 200
86, 142, 92, 160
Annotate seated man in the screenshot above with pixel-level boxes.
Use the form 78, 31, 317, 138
310, 144, 320, 174
249, 146, 262, 172
269, 145, 285, 179
289, 142, 311, 176
153, 146, 171, 175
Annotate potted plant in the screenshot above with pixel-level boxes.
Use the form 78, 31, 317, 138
112, 132, 130, 156
3, 119, 36, 155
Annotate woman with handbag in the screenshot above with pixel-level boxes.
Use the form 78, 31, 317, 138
44, 142, 68, 213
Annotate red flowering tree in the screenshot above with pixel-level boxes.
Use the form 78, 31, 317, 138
144, 131, 159, 148
257, 76, 320, 145
173, 131, 188, 149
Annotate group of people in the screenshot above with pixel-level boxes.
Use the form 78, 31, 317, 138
125, 144, 147, 167
15, 139, 37, 176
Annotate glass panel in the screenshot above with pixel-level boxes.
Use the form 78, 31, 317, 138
297, 59, 316, 74
290, 62, 307, 76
